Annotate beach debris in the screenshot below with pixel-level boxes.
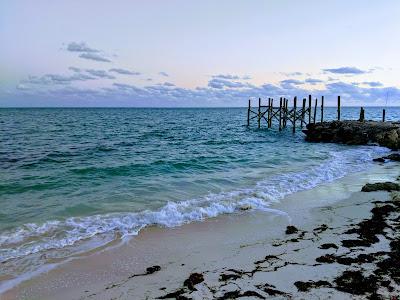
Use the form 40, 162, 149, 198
334, 270, 378, 295
361, 182, 400, 192
157, 288, 187, 299
183, 272, 204, 290
216, 290, 265, 299
316, 254, 336, 264
255, 283, 288, 296
238, 204, 252, 211
319, 243, 338, 250
294, 280, 332, 292
313, 224, 329, 233
146, 265, 161, 274
285, 225, 298, 234
219, 273, 241, 281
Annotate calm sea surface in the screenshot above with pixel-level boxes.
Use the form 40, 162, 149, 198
0, 107, 399, 281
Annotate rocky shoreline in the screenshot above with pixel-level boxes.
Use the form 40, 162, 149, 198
303, 121, 400, 150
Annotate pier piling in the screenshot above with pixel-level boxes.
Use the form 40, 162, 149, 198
293, 97, 297, 133
321, 96, 324, 122
247, 99, 251, 126
258, 98, 261, 128
313, 98, 318, 124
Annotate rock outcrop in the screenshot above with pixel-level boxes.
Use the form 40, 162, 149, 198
303, 121, 400, 150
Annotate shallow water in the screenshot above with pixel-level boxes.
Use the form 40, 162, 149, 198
0, 106, 398, 279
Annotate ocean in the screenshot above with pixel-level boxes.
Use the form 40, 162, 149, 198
0, 106, 398, 282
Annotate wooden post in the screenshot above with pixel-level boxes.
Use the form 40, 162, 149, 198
359, 107, 365, 122
293, 97, 297, 133
301, 98, 306, 128
383, 109, 386, 122
285, 99, 288, 128
308, 95, 312, 124
247, 99, 251, 126
267, 98, 271, 128
279, 98, 282, 131
269, 99, 274, 128
313, 98, 318, 124
337, 96, 341, 121
258, 98, 261, 128
321, 96, 324, 123
285, 99, 289, 128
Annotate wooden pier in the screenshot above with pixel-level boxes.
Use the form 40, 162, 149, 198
247, 95, 388, 132
247, 95, 330, 132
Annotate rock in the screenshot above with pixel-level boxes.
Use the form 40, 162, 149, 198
285, 225, 298, 234
385, 153, 400, 161
304, 121, 400, 150
183, 273, 204, 290
373, 157, 385, 163
361, 182, 400, 192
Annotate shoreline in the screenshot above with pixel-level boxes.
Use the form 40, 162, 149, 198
1, 161, 399, 299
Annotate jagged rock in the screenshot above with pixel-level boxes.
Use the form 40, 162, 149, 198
385, 153, 400, 161
361, 182, 400, 192
373, 157, 385, 163
304, 121, 400, 150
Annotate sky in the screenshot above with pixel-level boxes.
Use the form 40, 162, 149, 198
1, 0, 400, 107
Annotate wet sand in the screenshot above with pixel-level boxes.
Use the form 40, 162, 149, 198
2, 163, 400, 299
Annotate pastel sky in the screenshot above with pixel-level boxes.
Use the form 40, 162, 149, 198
1, 0, 400, 107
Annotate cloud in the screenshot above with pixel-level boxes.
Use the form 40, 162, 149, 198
159, 72, 169, 77
85, 69, 115, 79
66, 42, 99, 53
213, 74, 240, 80
305, 78, 324, 85
208, 78, 249, 89
279, 79, 304, 89
109, 68, 141, 75
68, 67, 81, 72
212, 74, 252, 80
22, 73, 95, 85
323, 67, 366, 74
79, 52, 111, 62
362, 81, 383, 87
9, 67, 400, 107
65, 42, 112, 62
281, 72, 303, 76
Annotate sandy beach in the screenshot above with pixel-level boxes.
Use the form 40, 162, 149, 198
1, 162, 399, 299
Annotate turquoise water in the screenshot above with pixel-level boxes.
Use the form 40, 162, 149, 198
0, 107, 398, 281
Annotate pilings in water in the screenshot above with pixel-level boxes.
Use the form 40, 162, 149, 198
247, 96, 390, 131
247, 94, 323, 132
